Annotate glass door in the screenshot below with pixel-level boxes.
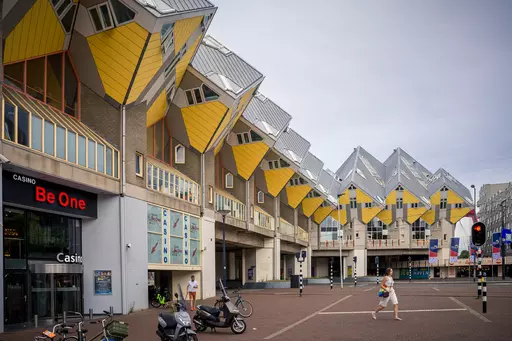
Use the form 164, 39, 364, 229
54, 274, 82, 317
31, 273, 52, 320
4, 271, 28, 327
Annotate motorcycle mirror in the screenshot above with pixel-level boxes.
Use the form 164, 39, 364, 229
174, 293, 179, 299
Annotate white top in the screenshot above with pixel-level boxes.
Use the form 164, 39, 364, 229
188, 280, 198, 292
385, 276, 394, 289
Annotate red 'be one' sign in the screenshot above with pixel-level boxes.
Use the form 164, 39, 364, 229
35, 186, 87, 210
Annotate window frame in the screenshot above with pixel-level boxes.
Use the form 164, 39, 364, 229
411, 202, 419, 208
208, 186, 214, 204
185, 84, 219, 106
88, 2, 115, 33
174, 144, 185, 164
396, 198, 403, 209
225, 173, 234, 189
257, 191, 265, 204
135, 152, 144, 177
108, 0, 137, 27
440, 198, 448, 210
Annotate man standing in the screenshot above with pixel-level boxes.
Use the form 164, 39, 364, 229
187, 275, 199, 311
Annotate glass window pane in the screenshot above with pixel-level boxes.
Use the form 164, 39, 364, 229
110, 0, 135, 24
56, 0, 71, 16
67, 131, 76, 163
186, 91, 194, 105
106, 147, 113, 176
78, 136, 86, 166
61, 5, 76, 33
154, 120, 163, 161
56, 126, 66, 159
3, 102, 15, 141
152, 166, 158, 190
26, 57, 45, 100
17, 108, 29, 147
47, 54, 63, 110
89, 8, 103, 31
114, 151, 119, 178
44, 121, 55, 155
201, 84, 219, 101
194, 88, 202, 103
88, 140, 96, 170
99, 4, 113, 28
64, 54, 78, 117
4, 62, 24, 90
147, 164, 152, 188
31, 115, 42, 151
97, 144, 105, 173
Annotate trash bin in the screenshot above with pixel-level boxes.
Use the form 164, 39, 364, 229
290, 275, 300, 288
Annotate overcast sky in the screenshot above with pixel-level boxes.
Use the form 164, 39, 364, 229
208, 0, 512, 200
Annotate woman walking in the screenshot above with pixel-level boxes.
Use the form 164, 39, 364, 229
372, 268, 401, 321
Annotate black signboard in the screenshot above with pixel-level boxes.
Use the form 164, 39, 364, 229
3, 170, 98, 218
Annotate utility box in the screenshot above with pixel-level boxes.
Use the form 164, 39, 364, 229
290, 275, 300, 288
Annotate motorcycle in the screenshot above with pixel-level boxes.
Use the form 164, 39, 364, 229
156, 284, 198, 341
151, 287, 173, 308
192, 279, 247, 334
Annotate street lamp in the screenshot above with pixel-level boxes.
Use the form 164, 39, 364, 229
471, 184, 477, 282
500, 199, 507, 280
337, 193, 345, 289
218, 209, 231, 288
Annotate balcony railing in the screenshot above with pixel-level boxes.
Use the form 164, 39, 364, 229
147, 161, 199, 205
254, 208, 275, 231
319, 240, 355, 249
215, 191, 246, 221
279, 218, 294, 237
411, 239, 429, 248
296, 226, 309, 243
367, 239, 404, 249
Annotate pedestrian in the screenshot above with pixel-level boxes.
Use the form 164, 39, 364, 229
372, 268, 401, 321
187, 275, 199, 311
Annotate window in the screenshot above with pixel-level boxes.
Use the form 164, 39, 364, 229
350, 198, 357, 209
136, 152, 143, 177
89, 2, 114, 32
50, 0, 78, 33
367, 220, 387, 240
225, 173, 234, 189
175, 144, 185, 164
440, 198, 448, 209
455, 203, 462, 209
185, 85, 219, 105
109, 0, 136, 25
56, 126, 66, 159
44, 121, 55, 156
88, 139, 96, 170
236, 130, 263, 145
396, 185, 404, 191
348, 184, 356, 190
161, 23, 175, 55
306, 191, 321, 198
412, 219, 427, 240
396, 198, 403, 209
67, 131, 76, 162
31, 115, 42, 151
250, 130, 263, 142
209, 186, 214, 204
441, 186, 448, 192
3, 102, 15, 141
411, 203, 419, 208
257, 191, 264, 204
146, 163, 199, 204
365, 202, 373, 208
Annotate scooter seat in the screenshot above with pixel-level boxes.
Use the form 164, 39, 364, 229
197, 305, 221, 317
159, 312, 178, 329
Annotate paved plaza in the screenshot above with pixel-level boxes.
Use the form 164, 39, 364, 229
2, 282, 512, 341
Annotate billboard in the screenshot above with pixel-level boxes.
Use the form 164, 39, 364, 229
492, 232, 501, 261
449, 237, 460, 264
429, 239, 439, 264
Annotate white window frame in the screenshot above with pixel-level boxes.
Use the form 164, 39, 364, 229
411, 202, 418, 208
396, 198, 403, 209
208, 186, 214, 204
108, 0, 137, 27
257, 191, 264, 204
396, 185, 404, 191
455, 203, 462, 209
185, 84, 219, 106
175, 144, 185, 164
225, 173, 234, 189
350, 198, 357, 209
440, 198, 448, 209
365, 202, 373, 208
135, 152, 143, 177
88, 2, 115, 33
52, 0, 75, 20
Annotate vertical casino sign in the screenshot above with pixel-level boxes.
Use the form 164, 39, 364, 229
183, 215, 189, 265
163, 209, 169, 264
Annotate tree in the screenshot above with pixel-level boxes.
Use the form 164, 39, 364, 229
459, 250, 469, 259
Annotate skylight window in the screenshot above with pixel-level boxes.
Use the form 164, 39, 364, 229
356, 168, 366, 179
255, 92, 267, 101
303, 169, 316, 180
400, 169, 411, 180
317, 184, 327, 193
359, 155, 384, 186
376, 196, 384, 204
203, 36, 231, 54
420, 196, 430, 205
287, 150, 302, 164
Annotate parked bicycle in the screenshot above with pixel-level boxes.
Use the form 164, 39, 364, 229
151, 288, 173, 308
214, 287, 253, 318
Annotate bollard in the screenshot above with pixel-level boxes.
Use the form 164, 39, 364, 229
299, 261, 303, 297
476, 249, 482, 298
89, 309, 93, 320
330, 257, 333, 291
408, 256, 412, 283
376, 262, 379, 286
482, 274, 487, 313
110, 306, 114, 315
354, 266, 357, 287
34, 315, 38, 328
63, 311, 67, 323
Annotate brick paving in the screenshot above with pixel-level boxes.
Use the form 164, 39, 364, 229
2, 282, 512, 341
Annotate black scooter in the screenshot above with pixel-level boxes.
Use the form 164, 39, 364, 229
192, 279, 247, 334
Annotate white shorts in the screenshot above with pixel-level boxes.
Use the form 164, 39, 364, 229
379, 290, 398, 307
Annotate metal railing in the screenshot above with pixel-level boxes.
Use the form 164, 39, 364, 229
279, 218, 295, 237
318, 240, 355, 249
367, 239, 404, 249
411, 239, 430, 248
215, 191, 246, 221
254, 208, 275, 230
147, 162, 200, 205
296, 226, 309, 242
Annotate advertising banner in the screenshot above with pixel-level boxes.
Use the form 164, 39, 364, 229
429, 239, 438, 264
502, 228, 512, 245
449, 237, 460, 264
470, 243, 478, 263
492, 232, 501, 261
94, 270, 112, 295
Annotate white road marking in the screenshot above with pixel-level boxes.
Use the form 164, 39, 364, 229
319, 308, 466, 315
364, 288, 374, 292
449, 297, 491, 323
263, 295, 352, 340
432, 287, 440, 291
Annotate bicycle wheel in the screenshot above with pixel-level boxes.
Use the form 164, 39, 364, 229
63, 337, 79, 340
151, 298, 162, 308
236, 300, 253, 318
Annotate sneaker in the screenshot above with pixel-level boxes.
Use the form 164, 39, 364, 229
394, 317, 402, 321
372, 312, 376, 320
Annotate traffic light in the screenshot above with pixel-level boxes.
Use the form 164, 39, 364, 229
471, 222, 486, 246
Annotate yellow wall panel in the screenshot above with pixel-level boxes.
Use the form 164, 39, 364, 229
127, 33, 163, 104
402, 189, 419, 204
330, 209, 347, 225
176, 34, 202, 88
386, 190, 396, 205
232, 142, 269, 180
285, 185, 312, 209
449, 208, 471, 224
421, 209, 436, 225
362, 207, 382, 224
174, 16, 203, 54
314, 206, 334, 225
181, 101, 228, 153
87, 22, 148, 104
430, 191, 441, 205
146, 90, 168, 127
356, 189, 373, 203
4, 0, 65, 63
447, 190, 464, 204
338, 189, 350, 204
407, 207, 428, 224
377, 209, 393, 225
263, 168, 295, 197
302, 197, 324, 218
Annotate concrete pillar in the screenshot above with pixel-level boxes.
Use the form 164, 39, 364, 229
273, 237, 281, 280
201, 212, 217, 298
293, 207, 299, 238
282, 255, 287, 279
306, 245, 312, 278
255, 238, 274, 282
241, 249, 247, 285
228, 252, 236, 280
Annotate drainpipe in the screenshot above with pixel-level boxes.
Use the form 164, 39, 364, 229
119, 105, 127, 314
200, 154, 206, 299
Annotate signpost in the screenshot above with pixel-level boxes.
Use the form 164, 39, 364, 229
296, 251, 307, 297
353, 256, 357, 287
375, 256, 379, 285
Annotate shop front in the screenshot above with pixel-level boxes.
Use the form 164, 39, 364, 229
2, 170, 97, 330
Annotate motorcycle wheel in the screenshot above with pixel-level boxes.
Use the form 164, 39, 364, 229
150, 298, 162, 308
193, 319, 207, 333
179, 334, 198, 341
230, 318, 247, 334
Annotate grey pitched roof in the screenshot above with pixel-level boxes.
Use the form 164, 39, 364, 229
274, 128, 311, 167
191, 36, 264, 97
243, 93, 292, 140
315, 169, 339, 205
299, 152, 324, 183
136, 0, 214, 15
384, 148, 432, 206
428, 168, 473, 205
335, 146, 387, 206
